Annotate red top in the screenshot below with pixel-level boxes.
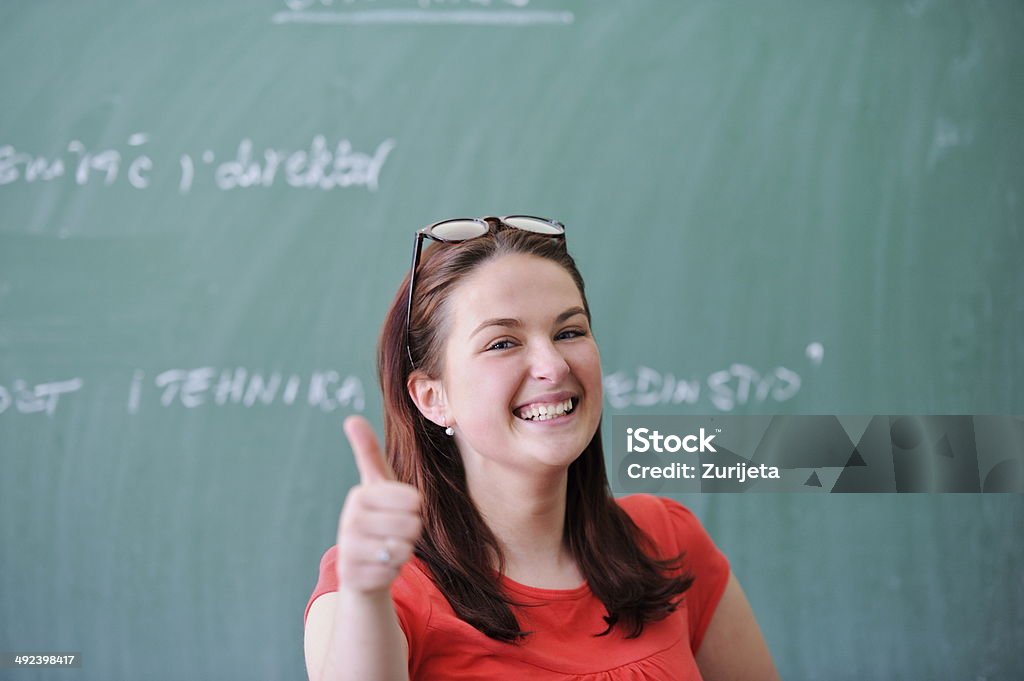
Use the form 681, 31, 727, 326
305, 494, 730, 680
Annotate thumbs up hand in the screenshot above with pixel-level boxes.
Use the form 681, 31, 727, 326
336, 415, 424, 595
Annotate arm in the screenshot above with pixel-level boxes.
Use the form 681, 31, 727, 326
304, 416, 423, 681
304, 590, 410, 681
695, 572, 780, 681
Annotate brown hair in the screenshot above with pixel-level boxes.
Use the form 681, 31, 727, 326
376, 225, 693, 642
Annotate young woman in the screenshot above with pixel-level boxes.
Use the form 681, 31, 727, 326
304, 216, 779, 681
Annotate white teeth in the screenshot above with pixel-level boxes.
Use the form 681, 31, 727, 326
516, 398, 575, 421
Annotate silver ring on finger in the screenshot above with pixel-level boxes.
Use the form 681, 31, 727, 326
376, 538, 397, 565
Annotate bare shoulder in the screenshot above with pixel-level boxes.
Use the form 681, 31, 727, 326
695, 572, 780, 681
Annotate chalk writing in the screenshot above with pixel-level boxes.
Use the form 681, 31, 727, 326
179, 135, 395, 193
286, 0, 533, 8
605, 363, 803, 412
1, 369, 365, 417
0, 134, 395, 194
274, 0, 573, 25
0, 378, 84, 416
805, 341, 825, 365
0, 134, 153, 189
142, 367, 365, 412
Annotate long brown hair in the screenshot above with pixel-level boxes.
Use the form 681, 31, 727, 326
377, 225, 693, 642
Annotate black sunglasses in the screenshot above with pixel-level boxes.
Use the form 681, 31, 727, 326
405, 215, 567, 368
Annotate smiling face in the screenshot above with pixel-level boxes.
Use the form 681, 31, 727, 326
435, 253, 603, 482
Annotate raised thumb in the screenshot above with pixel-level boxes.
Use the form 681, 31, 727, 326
343, 415, 395, 484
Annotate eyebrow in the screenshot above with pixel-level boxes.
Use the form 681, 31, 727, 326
470, 306, 588, 339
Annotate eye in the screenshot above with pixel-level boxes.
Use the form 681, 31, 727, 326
486, 339, 517, 351
556, 328, 587, 340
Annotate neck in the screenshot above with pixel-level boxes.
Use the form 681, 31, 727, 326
465, 465, 576, 580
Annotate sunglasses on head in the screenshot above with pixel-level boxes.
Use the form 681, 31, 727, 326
405, 215, 567, 369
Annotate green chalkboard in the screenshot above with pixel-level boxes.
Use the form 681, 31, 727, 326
1, 1, 1022, 679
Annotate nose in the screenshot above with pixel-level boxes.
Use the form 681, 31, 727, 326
528, 338, 571, 383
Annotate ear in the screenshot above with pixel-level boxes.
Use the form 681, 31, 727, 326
407, 369, 448, 428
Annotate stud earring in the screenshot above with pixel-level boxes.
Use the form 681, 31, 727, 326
443, 419, 454, 436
